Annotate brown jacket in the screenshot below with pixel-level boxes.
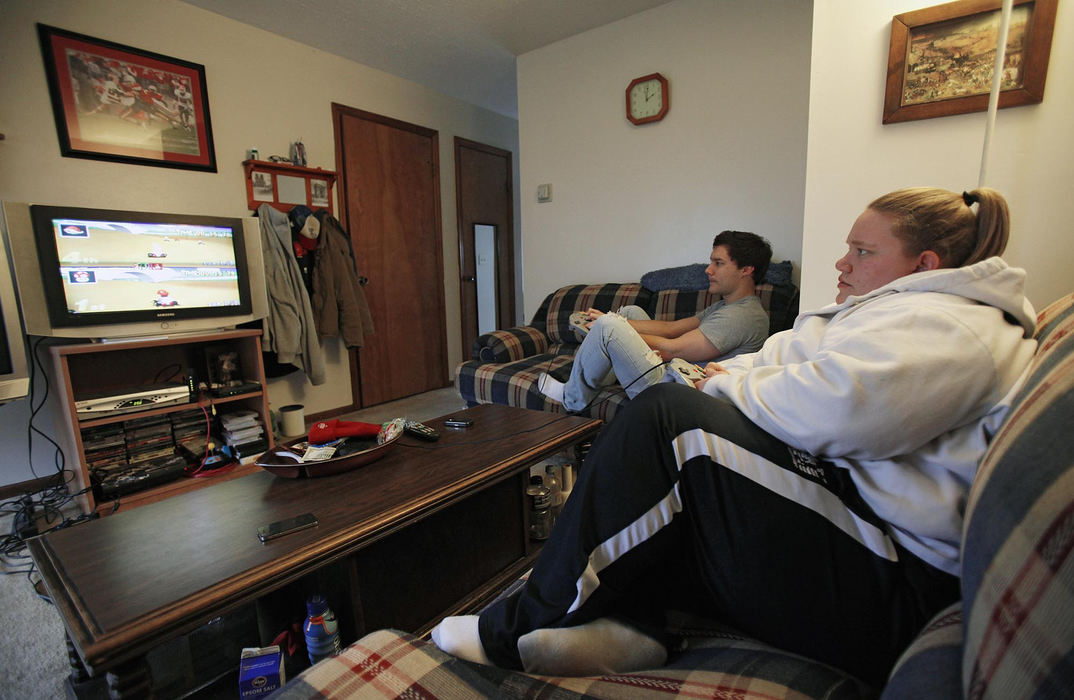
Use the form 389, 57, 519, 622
311, 213, 375, 347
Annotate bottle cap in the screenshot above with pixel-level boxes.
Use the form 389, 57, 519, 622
306, 594, 328, 616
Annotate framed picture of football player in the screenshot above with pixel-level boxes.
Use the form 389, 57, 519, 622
37, 24, 217, 171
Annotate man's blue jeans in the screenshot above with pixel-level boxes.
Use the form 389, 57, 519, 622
563, 305, 667, 411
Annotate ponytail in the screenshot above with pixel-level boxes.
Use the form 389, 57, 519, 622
961, 187, 1009, 265
869, 186, 1010, 267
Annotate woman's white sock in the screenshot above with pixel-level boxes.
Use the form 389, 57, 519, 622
517, 617, 666, 676
430, 615, 492, 665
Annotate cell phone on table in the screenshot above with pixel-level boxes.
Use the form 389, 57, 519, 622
257, 513, 318, 542
444, 417, 473, 428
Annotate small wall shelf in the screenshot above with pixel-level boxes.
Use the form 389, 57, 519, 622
242, 159, 337, 215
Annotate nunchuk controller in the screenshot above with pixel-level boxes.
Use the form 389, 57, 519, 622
666, 358, 707, 385
404, 420, 440, 441
568, 311, 591, 337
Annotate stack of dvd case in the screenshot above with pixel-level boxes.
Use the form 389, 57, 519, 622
220, 409, 269, 462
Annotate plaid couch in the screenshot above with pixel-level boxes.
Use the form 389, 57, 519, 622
275, 292, 1074, 699
454, 278, 799, 421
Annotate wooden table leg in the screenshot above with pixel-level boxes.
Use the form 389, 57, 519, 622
104, 658, 151, 700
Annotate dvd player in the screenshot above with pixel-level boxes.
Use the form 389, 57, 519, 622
76, 384, 191, 417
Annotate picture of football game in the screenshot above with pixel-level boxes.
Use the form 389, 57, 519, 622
38, 24, 216, 171
53, 219, 242, 315
64, 48, 201, 157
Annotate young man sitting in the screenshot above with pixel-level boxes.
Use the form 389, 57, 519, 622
538, 230, 772, 413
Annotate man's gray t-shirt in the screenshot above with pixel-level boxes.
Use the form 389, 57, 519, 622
696, 295, 769, 360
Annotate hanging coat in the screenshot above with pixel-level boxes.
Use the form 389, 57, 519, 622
311, 213, 375, 347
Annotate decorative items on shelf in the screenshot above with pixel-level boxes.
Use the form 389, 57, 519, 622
290, 139, 307, 166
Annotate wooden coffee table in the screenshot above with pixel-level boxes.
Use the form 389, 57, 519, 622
29, 404, 600, 697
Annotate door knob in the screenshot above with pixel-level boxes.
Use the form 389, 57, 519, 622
461, 276, 476, 283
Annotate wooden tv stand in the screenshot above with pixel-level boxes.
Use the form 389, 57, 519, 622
47, 328, 273, 514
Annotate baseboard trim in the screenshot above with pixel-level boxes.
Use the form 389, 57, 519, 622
0, 473, 64, 501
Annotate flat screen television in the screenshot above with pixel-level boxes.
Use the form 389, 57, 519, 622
1, 201, 267, 341
0, 218, 31, 404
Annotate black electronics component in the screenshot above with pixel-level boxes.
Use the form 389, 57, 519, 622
257, 513, 318, 542
404, 420, 440, 441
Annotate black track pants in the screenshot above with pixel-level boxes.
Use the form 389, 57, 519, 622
478, 383, 958, 685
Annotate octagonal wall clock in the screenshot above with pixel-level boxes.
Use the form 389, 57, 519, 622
626, 72, 670, 125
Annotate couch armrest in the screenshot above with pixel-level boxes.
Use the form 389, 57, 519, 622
472, 326, 550, 363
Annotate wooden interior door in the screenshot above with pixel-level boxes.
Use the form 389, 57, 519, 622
455, 138, 515, 356
334, 104, 448, 407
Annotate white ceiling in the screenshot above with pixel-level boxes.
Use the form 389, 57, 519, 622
180, 0, 673, 118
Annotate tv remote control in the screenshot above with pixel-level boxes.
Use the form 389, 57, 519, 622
404, 420, 440, 441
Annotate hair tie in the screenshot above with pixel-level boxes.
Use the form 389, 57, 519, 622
962, 191, 978, 206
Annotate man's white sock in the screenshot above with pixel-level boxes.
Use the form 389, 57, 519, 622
430, 615, 492, 665
537, 373, 566, 404
517, 617, 667, 676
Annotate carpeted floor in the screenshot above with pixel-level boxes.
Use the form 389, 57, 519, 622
0, 515, 71, 699
0, 387, 467, 697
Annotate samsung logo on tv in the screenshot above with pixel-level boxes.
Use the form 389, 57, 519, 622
156, 312, 176, 318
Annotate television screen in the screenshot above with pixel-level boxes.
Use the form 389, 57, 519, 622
1, 201, 266, 341
43, 212, 243, 318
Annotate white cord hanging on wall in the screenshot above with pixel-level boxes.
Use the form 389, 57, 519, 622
979, 0, 1015, 187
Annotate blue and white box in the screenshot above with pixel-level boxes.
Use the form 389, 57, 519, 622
239, 645, 285, 697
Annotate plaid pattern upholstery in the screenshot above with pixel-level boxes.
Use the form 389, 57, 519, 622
277, 628, 874, 699
456, 281, 797, 421
474, 326, 549, 363
958, 292, 1074, 700
880, 603, 964, 699
455, 353, 630, 423
543, 284, 651, 345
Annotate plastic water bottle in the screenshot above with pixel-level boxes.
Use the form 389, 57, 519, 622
304, 595, 341, 665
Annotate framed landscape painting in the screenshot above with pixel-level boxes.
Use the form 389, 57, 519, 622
37, 24, 217, 171
883, 0, 1057, 124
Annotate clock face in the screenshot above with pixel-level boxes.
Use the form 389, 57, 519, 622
626, 73, 669, 125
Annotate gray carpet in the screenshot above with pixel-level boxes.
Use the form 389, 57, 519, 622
0, 515, 71, 699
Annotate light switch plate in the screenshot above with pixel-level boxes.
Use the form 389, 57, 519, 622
537, 183, 552, 203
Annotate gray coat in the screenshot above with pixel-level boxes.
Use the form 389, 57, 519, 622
257, 204, 326, 385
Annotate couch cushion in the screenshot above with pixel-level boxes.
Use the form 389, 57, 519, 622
960, 292, 1074, 698
455, 354, 630, 422
473, 326, 550, 363
541, 284, 650, 346
647, 283, 798, 335
881, 602, 963, 699
277, 628, 875, 699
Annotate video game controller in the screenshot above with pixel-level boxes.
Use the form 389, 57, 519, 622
666, 358, 707, 386
569, 311, 591, 337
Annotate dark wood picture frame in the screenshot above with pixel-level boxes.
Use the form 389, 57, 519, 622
883, 0, 1057, 124
37, 23, 217, 171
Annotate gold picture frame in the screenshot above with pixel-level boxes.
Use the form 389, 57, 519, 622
883, 0, 1058, 124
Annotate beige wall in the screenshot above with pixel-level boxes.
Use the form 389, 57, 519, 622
802, 0, 1074, 312
0, 0, 519, 486
516, 0, 812, 320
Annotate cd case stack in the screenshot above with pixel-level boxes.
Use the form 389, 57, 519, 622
83, 413, 192, 500
220, 409, 269, 463
171, 408, 209, 458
